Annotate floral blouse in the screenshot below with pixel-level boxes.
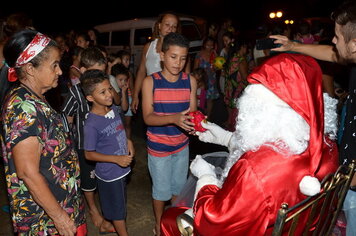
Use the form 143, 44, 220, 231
1, 86, 85, 235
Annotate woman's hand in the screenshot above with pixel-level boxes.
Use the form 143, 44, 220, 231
52, 210, 76, 236
131, 96, 139, 113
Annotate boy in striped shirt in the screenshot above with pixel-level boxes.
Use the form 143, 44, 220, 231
141, 32, 197, 235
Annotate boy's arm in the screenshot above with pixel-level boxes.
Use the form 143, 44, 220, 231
121, 86, 129, 112
141, 76, 194, 132
189, 75, 198, 112
84, 150, 133, 168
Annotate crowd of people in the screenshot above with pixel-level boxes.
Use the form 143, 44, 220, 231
0, 0, 356, 235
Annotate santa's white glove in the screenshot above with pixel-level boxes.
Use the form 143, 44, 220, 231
190, 155, 216, 179
190, 155, 219, 200
196, 121, 233, 147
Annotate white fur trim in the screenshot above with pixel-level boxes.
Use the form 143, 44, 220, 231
194, 174, 219, 200
323, 93, 338, 140
299, 175, 321, 196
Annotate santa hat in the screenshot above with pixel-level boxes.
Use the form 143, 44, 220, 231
248, 53, 324, 196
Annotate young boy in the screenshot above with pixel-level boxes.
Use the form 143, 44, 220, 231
61, 46, 118, 233
141, 32, 197, 235
82, 70, 134, 236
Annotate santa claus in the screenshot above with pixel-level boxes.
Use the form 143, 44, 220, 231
160, 53, 339, 235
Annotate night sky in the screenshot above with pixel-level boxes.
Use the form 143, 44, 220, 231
1, 0, 341, 34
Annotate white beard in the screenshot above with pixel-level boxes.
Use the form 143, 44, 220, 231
219, 84, 338, 184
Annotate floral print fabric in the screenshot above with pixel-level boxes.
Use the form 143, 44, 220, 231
196, 52, 220, 100
1, 86, 85, 235
224, 54, 248, 108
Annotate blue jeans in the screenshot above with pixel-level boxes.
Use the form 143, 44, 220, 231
343, 190, 356, 236
148, 146, 189, 201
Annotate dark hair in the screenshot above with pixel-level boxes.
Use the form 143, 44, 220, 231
297, 21, 311, 35
3, 13, 33, 38
75, 31, 91, 43
222, 31, 234, 40
225, 38, 247, 70
111, 63, 129, 78
70, 45, 84, 58
116, 50, 130, 60
80, 46, 107, 68
152, 12, 181, 39
0, 29, 58, 104
202, 36, 216, 47
162, 32, 189, 52
191, 67, 207, 87
331, 0, 356, 42
80, 69, 109, 96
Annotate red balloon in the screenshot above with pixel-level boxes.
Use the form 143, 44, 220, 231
189, 111, 207, 132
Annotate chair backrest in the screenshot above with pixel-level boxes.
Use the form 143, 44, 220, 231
272, 160, 355, 236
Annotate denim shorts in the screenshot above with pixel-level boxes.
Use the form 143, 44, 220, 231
343, 189, 356, 236
148, 146, 189, 201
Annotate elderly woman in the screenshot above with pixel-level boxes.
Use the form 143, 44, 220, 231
0, 30, 85, 235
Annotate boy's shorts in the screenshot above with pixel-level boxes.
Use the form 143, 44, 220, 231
148, 146, 189, 201
97, 177, 127, 220
77, 149, 96, 191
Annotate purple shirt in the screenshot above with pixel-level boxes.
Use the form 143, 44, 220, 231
84, 106, 130, 181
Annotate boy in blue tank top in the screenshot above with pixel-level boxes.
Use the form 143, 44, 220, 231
82, 70, 134, 236
141, 32, 197, 235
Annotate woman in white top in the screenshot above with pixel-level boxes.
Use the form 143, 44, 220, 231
131, 12, 181, 113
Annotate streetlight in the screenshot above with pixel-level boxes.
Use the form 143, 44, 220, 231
269, 12, 276, 19
276, 11, 283, 18
269, 11, 283, 19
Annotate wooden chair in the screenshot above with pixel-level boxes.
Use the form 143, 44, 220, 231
176, 161, 355, 236
272, 160, 355, 236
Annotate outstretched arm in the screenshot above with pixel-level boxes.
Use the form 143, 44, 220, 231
270, 35, 338, 63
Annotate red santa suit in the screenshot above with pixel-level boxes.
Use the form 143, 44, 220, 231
160, 53, 338, 235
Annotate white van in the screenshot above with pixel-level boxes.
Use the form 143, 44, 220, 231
94, 17, 203, 72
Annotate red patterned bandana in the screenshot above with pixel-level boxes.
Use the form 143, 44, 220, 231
8, 32, 51, 82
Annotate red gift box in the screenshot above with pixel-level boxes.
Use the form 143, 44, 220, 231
189, 111, 207, 132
